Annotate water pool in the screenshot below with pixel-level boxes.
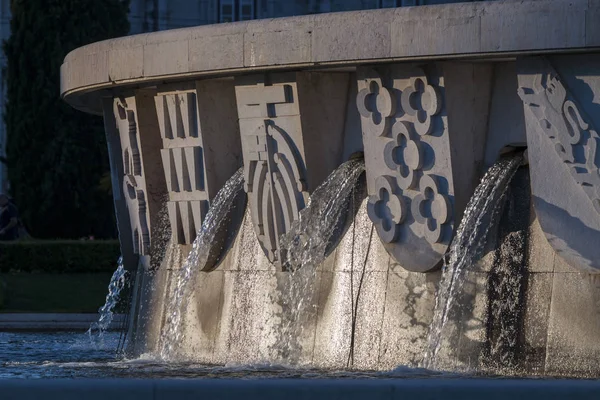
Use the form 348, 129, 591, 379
0, 331, 447, 379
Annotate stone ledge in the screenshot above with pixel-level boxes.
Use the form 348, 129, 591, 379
3, 379, 600, 399
61, 0, 599, 114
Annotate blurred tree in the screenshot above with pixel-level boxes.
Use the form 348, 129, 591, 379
3, 0, 130, 239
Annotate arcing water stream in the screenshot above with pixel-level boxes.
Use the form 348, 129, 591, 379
160, 167, 245, 360
274, 157, 365, 363
423, 153, 524, 370
87, 257, 128, 346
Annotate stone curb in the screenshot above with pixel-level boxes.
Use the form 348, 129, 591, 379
3, 379, 600, 400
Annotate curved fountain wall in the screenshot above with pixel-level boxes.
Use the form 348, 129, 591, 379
61, 0, 600, 376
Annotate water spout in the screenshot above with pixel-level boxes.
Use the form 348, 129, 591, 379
87, 257, 128, 346
423, 152, 524, 370
160, 167, 245, 360
273, 157, 365, 364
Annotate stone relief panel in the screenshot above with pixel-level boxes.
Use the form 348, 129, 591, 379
517, 56, 600, 272
115, 98, 151, 255
358, 66, 453, 272
235, 75, 310, 266
518, 60, 600, 214
155, 90, 209, 245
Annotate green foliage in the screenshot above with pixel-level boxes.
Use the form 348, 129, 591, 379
0, 272, 115, 312
0, 240, 121, 273
3, 0, 130, 238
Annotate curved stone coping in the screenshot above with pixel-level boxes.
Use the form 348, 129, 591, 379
61, 0, 600, 113
3, 379, 600, 398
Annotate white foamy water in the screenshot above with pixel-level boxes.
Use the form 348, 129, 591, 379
423, 153, 524, 369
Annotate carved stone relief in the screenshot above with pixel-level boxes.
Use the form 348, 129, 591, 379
517, 56, 600, 272
235, 75, 311, 266
518, 60, 600, 214
155, 91, 209, 245
115, 99, 151, 255
357, 66, 454, 272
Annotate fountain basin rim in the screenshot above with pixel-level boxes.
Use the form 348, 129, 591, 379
60, 0, 599, 114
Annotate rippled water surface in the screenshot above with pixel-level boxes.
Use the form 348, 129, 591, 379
0, 332, 462, 379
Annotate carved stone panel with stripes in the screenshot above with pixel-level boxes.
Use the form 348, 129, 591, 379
114, 98, 151, 255
155, 90, 208, 245
234, 72, 349, 268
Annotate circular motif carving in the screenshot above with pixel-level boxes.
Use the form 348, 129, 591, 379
411, 174, 451, 244
357, 78, 396, 137
384, 121, 423, 190
367, 176, 406, 244
400, 77, 442, 136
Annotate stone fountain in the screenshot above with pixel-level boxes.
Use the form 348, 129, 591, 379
61, 0, 600, 376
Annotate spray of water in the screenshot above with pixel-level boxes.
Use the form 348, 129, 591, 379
273, 157, 365, 363
87, 257, 128, 346
160, 167, 245, 360
423, 153, 524, 369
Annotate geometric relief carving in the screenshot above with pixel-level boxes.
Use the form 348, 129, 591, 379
155, 92, 198, 139
367, 175, 406, 243
160, 146, 204, 193
155, 91, 208, 245
244, 120, 307, 264
356, 77, 396, 137
411, 174, 450, 244
167, 200, 208, 245
384, 121, 423, 189
235, 78, 308, 266
358, 66, 453, 272
116, 100, 150, 255
518, 60, 600, 214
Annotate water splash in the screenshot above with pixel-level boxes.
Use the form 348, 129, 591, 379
423, 153, 524, 369
87, 257, 128, 346
160, 167, 245, 360
273, 158, 365, 364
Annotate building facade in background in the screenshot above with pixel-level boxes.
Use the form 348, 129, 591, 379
128, 0, 481, 33
0, 0, 487, 193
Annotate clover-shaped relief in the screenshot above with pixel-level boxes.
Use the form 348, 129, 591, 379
411, 174, 451, 244
383, 121, 423, 190
367, 176, 406, 244
356, 78, 396, 137
400, 76, 442, 136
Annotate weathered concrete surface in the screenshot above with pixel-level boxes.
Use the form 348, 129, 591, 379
61, 0, 600, 115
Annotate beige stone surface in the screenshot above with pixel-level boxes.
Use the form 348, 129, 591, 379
189, 34, 244, 72
351, 271, 389, 370
312, 10, 392, 63
62, 0, 600, 114
378, 266, 437, 370
522, 273, 552, 373
480, 0, 586, 52
391, 6, 480, 57
545, 271, 600, 376
528, 217, 556, 273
